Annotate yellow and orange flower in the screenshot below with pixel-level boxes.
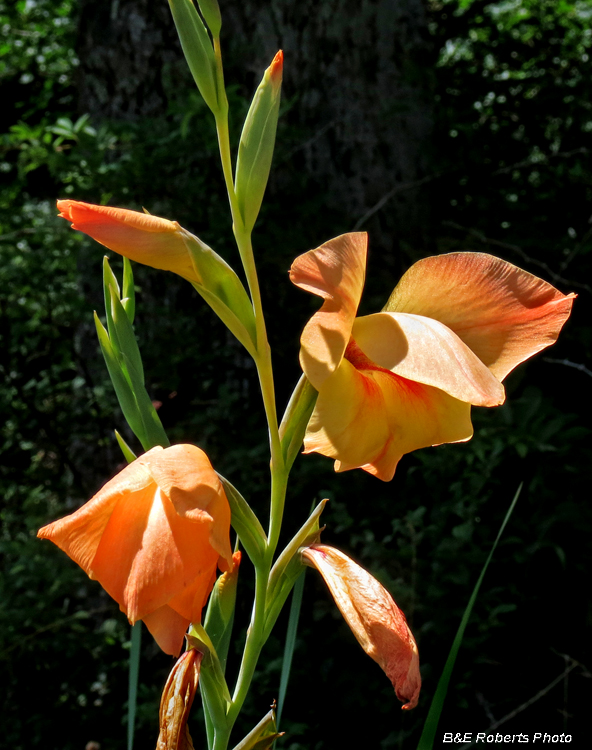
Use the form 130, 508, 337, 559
38, 444, 233, 656
302, 544, 421, 710
290, 233, 575, 481
57, 200, 200, 283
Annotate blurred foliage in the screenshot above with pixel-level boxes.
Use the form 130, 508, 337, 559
1, 0, 591, 748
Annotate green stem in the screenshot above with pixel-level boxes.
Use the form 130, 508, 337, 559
210, 37, 292, 750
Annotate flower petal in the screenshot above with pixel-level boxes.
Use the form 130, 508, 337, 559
141, 444, 233, 570
57, 200, 200, 283
304, 342, 473, 481
302, 544, 421, 710
37, 457, 154, 574
290, 232, 367, 389
143, 605, 192, 657
353, 312, 505, 406
384, 252, 575, 380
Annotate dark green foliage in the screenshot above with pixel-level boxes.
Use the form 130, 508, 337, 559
1, 0, 591, 748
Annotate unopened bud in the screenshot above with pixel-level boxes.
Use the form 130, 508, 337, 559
235, 51, 283, 232
197, 0, 222, 38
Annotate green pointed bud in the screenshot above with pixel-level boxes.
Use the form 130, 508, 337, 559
114, 430, 137, 463
264, 498, 327, 638
197, 0, 222, 38
204, 551, 241, 668
232, 708, 283, 750
168, 0, 220, 114
235, 51, 283, 232
121, 257, 135, 323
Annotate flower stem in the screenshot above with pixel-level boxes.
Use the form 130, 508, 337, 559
210, 37, 292, 749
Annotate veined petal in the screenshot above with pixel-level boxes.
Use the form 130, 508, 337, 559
302, 545, 421, 710
141, 444, 233, 570
384, 252, 575, 380
37, 458, 154, 574
290, 232, 367, 389
143, 605, 192, 657
353, 312, 505, 406
304, 342, 473, 481
57, 200, 200, 283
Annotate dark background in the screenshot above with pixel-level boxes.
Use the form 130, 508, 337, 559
1, 1, 590, 748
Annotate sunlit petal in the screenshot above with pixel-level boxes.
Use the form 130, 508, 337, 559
305, 342, 473, 481
384, 252, 575, 379
290, 232, 367, 388
57, 200, 200, 283
353, 312, 505, 406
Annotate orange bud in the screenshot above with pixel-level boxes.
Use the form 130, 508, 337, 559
302, 544, 421, 710
57, 200, 200, 283
157, 647, 203, 750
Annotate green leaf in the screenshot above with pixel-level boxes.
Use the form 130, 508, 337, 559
120, 352, 169, 450
127, 621, 142, 750
416, 485, 522, 750
94, 313, 146, 444
218, 474, 267, 566
276, 569, 306, 730
110, 287, 144, 386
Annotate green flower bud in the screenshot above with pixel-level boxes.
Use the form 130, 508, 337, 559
235, 51, 283, 232
169, 0, 219, 114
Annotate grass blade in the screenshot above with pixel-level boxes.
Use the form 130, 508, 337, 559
417, 484, 522, 750
276, 569, 306, 731
127, 621, 142, 750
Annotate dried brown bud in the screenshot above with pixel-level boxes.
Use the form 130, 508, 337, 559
156, 648, 203, 750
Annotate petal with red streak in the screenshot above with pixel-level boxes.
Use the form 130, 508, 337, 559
304, 343, 473, 481
290, 232, 367, 389
384, 252, 575, 380
353, 312, 505, 406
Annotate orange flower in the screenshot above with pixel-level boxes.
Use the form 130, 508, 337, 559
290, 233, 575, 481
57, 200, 200, 283
157, 646, 202, 750
301, 544, 421, 710
38, 445, 233, 655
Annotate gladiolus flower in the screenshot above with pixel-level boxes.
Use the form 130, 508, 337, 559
302, 544, 421, 709
38, 445, 233, 655
57, 200, 200, 283
157, 646, 202, 750
290, 233, 575, 481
